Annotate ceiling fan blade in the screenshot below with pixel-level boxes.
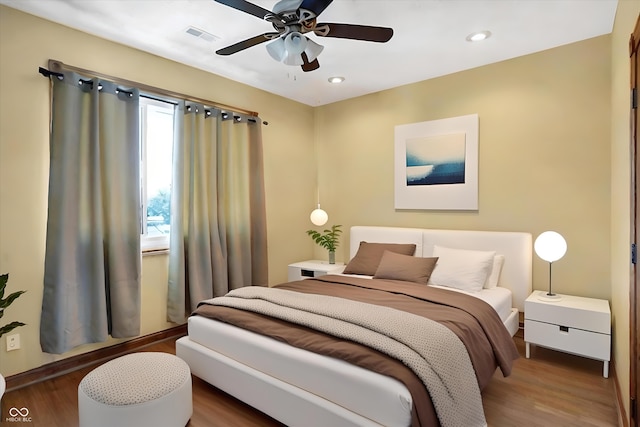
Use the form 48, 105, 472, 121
301, 52, 320, 72
213, 0, 271, 19
216, 32, 280, 55
314, 23, 393, 43
299, 0, 333, 16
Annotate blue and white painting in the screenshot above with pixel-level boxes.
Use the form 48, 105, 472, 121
405, 133, 466, 186
394, 114, 478, 210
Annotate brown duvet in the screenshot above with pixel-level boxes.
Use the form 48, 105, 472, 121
193, 275, 519, 427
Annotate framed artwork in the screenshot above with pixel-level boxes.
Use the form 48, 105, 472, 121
394, 114, 478, 210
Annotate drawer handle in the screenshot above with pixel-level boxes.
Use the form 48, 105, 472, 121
301, 269, 315, 277
559, 326, 569, 333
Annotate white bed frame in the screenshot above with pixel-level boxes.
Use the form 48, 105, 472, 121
177, 226, 532, 427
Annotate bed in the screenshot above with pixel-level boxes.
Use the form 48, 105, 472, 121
176, 226, 532, 427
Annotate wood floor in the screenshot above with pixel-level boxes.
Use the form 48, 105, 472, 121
1, 332, 618, 427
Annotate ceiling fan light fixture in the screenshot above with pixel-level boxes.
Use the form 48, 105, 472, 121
303, 38, 324, 62
284, 32, 307, 55
282, 32, 308, 65
266, 38, 287, 62
283, 52, 305, 66
328, 76, 345, 84
267, 32, 323, 66
466, 30, 491, 42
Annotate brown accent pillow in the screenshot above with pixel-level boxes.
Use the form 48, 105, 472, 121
373, 251, 439, 285
343, 242, 417, 276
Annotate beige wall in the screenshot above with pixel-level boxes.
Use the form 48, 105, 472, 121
316, 36, 612, 302
611, 0, 640, 423
0, 6, 316, 376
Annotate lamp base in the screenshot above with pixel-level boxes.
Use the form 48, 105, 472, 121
537, 292, 563, 302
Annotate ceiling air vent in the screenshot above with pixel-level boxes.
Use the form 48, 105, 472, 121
185, 26, 219, 42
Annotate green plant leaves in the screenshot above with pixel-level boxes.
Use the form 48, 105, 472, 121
0, 273, 26, 337
0, 321, 26, 337
306, 224, 342, 252
0, 274, 26, 311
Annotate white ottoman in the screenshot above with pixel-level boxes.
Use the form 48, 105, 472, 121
78, 352, 192, 427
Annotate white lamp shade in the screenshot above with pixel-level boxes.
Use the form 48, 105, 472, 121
284, 32, 307, 55
283, 32, 306, 65
266, 34, 324, 66
283, 53, 304, 66
266, 38, 287, 62
303, 38, 324, 62
534, 231, 567, 262
310, 207, 328, 226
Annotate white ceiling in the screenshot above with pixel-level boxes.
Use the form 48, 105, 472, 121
1, 0, 618, 106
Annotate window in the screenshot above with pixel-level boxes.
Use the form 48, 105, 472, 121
140, 96, 176, 251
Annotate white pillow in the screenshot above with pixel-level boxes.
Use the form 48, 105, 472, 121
484, 254, 505, 289
428, 245, 496, 292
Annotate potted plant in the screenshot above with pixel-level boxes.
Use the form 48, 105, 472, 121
306, 224, 342, 264
0, 273, 26, 338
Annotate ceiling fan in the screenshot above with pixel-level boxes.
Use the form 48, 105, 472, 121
214, 0, 394, 72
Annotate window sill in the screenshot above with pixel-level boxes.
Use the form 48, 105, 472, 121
142, 248, 169, 257
142, 235, 169, 255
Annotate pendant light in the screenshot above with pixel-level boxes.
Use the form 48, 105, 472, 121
310, 123, 327, 226
310, 203, 328, 226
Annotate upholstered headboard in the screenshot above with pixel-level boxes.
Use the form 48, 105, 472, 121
349, 226, 533, 311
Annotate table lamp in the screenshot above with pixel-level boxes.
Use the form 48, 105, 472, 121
534, 231, 567, 301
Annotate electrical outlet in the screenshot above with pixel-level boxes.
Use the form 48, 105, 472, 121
6, 333, 20, 351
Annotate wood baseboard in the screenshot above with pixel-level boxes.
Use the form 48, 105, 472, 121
5, 324, 187, 392
611, 359, 629, 427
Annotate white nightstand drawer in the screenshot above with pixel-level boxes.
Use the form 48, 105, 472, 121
525, 292, 610, 334
288, 260, 345, 282
525, 319, 610, 361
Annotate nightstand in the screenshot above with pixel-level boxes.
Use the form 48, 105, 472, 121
287, 260, 345, 282
524, 290, 611, 377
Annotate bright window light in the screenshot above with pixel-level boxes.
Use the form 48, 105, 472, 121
139, 97, 175, 252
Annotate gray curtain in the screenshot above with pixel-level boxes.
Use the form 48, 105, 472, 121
167, 104, 268, 322
41, 72, 141, 354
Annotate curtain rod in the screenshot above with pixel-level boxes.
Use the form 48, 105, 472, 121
43, 59, 262, 119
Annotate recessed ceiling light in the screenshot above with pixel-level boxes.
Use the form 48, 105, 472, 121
328, 76, 345, 84
466, 31, 491, 42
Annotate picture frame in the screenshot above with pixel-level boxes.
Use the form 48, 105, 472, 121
394, 114, 478, 210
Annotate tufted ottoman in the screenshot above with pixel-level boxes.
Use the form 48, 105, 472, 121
78, 352, 192, 427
